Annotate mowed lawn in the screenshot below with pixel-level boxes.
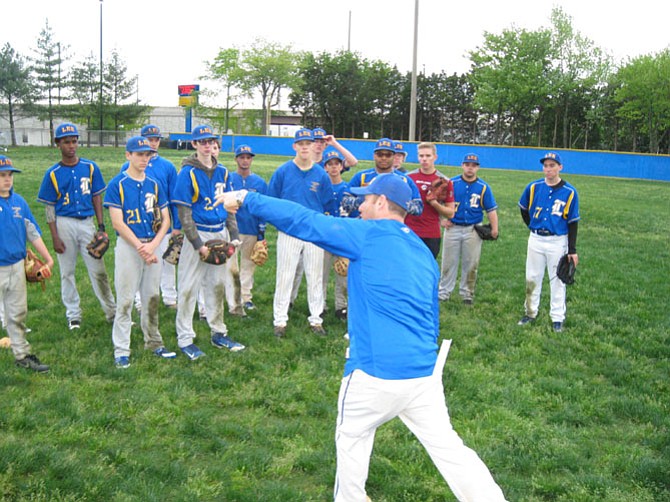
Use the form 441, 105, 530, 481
0, 145, 668, 502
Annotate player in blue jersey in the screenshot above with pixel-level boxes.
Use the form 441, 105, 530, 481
0, 156, 54, 372
216, 173, 507, 502
311, 127, 359, 172
229, 144, 268, 311
438, 153, 499, 304
37, 123, 116, 330
321, 149, 350, 320
393, 140, 408, 172
267, 128, 334, 337
347, 138, 423, 218
104, 137, 176, 368
121, 124, 180, 311
518, 152, 580, 332
171, 125, 245, 360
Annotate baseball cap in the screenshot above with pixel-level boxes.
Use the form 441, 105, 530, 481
374, 138, 395, 153
141, 124, 162, 138
350, 173, 412, 210
54, 123, 79, 140
0, 155, 21, 173
394, 141, 407, 156
313, 128, 327, 140
462, 153, 480, 165
191, 125, 217, 142
126, 136, 157, 153
294, 128, 314, 143
235, 144, 255, 157
323, 149, 344, 164
540, 152, 562, 165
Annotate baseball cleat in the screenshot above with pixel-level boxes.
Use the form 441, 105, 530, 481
517, 316, 536, 326
310, 324, 327, 336
114, 356, 130, 369
463, 298, 473, 306
335, 308, 348, 320
68, 319, 81, 330
153, 347, 177, 359
244, 301, 256, 310
180, 344, 205, 360
273, 325, 286, 338
552, 321, 563, 333
211, 333, 245, 352
229, 306, 247, 317
16, 354, 49, 373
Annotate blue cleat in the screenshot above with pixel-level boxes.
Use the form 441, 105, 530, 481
211, 333, 245, 352
180, 344, 205, 360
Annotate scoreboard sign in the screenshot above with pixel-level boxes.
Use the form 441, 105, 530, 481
178, 84, 200, 107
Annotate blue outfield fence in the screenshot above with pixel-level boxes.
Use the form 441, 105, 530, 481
167, 133, 670, 182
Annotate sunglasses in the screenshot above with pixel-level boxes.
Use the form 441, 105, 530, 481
375, 151, 394, 158
197, 139, 216, 145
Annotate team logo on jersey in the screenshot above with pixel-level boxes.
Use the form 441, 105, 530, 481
214, 182, 226, 198
469, 193, 481, 208
310, 181, 320, 193
12, 206, 22, 218
80, 177, 91, 195
551, 199, 566, 216
144, 193, 158, 213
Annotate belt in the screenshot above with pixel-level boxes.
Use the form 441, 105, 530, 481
451, 222, 474, 227
531, 229, 555, 236
138, 237, 154, 243
195, 224, 225, 233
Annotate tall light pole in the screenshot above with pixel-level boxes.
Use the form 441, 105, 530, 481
347, 10, 352, 52
99, 0, 104, 146
408, 0, 419, 141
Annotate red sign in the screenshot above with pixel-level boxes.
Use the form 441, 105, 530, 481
178, 84, 200, 96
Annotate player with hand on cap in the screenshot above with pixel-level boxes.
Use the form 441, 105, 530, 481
393, 141, 408, 172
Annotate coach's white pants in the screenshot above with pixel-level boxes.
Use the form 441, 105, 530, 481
55, 216, 116, 322
176, 230, 229, 348
524, 233, 568, 322
334, 368, 507, 502
0, 261, 30, 360
274, 232, 323, 327
112, 238, 165, 358
438, 225, 483, 301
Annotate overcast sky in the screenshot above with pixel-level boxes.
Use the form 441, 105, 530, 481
3, 0, 669, 108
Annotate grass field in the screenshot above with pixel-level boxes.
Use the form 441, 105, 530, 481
0, 145, 668, 501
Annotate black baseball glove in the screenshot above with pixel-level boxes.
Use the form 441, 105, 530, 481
162, 233, 184, 265
86, 231, 110, 259
474, 223, 497, 241
556, 254, 576, 285
200, 239, 236, 265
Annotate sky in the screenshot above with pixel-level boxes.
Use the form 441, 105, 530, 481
3, 0, 669, 108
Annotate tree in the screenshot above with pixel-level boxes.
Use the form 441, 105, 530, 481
0, 43, 37, 146
68, 53, 102, 147
234, 39, 302, 135
206, 47, 242, 133
31, 20, 69, 145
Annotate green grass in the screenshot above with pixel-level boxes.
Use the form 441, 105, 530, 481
1, 146, 668, 501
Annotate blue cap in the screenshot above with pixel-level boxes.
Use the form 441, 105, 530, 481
350, 173, 412, 210
374, 138, 395, 153
540, 152, 562, 165
235, 144, 255, 157
313, 128, 327, 140
294, 128, 314, 143
126, 136, 157, 153
141, 124, 162, 138
0, 155, 21, 173
323, 149, 344, 164
462, 153, 480, 165
394, 141, 406, 155
191, 125, 217, 142
54, 123, 79, 140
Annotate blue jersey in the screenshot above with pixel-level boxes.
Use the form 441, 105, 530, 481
327, 181, 350, 218
348, 168, 423, 217
121, 154, 179, 229
37, 158, 107, 217
230, 172, 268, 237
172, 162, 233, 232
519, 179, 580, 236
267, 160, 334, 213
450, 176, 497, 225
244, 192, 440, 380
103, 172, 167, 240
0, 191, 42, 266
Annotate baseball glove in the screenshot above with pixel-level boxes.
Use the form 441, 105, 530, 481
474, 223, 497, 241
162, 233, 184, 265
333, 256, 349, 277
25, 249, 51, 290
250, 240, 268, 266
0, 337, 10, 349
200, 239, 236, 265
86, 231, 110, 259
151, 203, 163, 234
556, 254, 576, 285
426, 178, 450, 203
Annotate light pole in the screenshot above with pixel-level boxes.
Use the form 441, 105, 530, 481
408, 0, 419, 141
99, 0, 104, 146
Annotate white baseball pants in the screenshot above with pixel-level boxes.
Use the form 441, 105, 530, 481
438, 225, 483, 301
524, 233, 568, 322
0, 261, 30, 360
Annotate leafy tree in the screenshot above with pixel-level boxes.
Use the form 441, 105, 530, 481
68, 53, 101, 146
0, 43, 37, 146
31, 20, 69, 145
234, 39, 301, 135
205, 47, 242, 133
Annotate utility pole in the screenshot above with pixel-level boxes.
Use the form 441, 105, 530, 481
347, 10, 352, 52
99, 0, 104, 146
408, 0, 419, 141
